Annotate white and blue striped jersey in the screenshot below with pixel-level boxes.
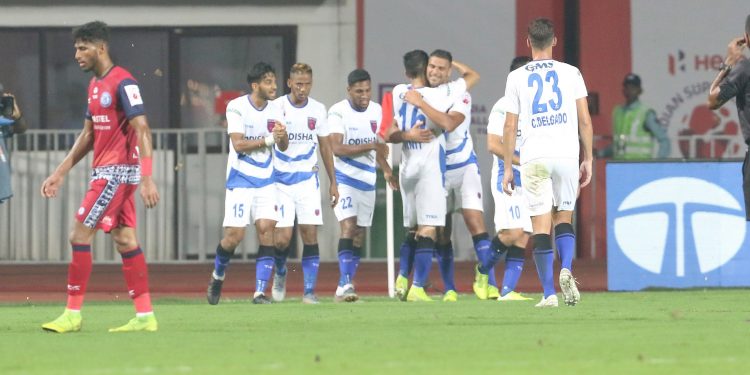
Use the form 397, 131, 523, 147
328, 99, 382, 191
504, 59, 587, 163
444, 91, 475, 171
272, 95, 329, 186
392, 78, 466, 174
487, 96, 522, 190
224, 95, 284, 189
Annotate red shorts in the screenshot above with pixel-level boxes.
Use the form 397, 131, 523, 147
75, 179, 137, 233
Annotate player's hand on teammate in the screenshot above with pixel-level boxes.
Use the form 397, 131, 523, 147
375, 143, 389, 159
40, 173, 64, 198
403, 90, 424, 109
140, 177, 160, 209
384, 172, 399, 191
725, 37, 747, 66
329, 183, 339, 208
579, 159, 593, 188
404, 122, 433, 143
501, 168, 515, 196
272, 121, 287, 143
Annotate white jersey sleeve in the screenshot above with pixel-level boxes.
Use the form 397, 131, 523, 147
226, 99, 245, 135
327, 104, 345, 135
487, 97, 507, 137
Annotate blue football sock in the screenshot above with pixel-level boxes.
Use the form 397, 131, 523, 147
478, 236, 508, 275
555, 223, 575, 271
352, 245, 362, 281
338, 238, 354, 286
213, 244, 233, 278
473, 233, 497, 287
436, 241, 456, 292
302, 244, 320, 295
413, 236, 435, 288
398, 233, 416, 278
501, 245, 525, 296
273, 246, 289, 276
255, 245, 275, 294
532, 234, 555, 298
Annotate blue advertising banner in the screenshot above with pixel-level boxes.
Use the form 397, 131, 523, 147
607, 162, 750, 290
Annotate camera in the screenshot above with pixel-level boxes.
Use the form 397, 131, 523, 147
0, 96, 14, 118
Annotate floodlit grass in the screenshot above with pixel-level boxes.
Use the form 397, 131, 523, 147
1, 290, 748, 374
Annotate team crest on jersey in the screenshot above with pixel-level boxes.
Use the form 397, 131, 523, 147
267, 120, 276, 132
370, 120, 378, 133
315, 209, 320, 216
308, 117, 317, 130
100, 92, 112, 108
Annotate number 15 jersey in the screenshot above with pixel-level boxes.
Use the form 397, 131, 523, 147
504, 60, 587, 164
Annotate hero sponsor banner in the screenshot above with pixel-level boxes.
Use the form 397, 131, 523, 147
631, 0, 747, 158
607, 162, 750, 290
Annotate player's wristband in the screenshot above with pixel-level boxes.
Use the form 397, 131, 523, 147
141, 157, 153, 177
264, 134, 276, 147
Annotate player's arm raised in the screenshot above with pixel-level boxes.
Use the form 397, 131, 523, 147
130, 115, 160, 209
708, 37, 746, 109
576, 97, 594, 188
403, 90, 464, 132
40, 119, 94, 198
451, 60, 480, 90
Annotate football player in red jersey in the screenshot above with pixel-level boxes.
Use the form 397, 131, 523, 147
40, 21, 159, 333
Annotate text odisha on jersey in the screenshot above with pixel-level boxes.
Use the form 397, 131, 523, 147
531, 113, 567, 128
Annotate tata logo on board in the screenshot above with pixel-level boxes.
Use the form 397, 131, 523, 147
613, 177, 744, 276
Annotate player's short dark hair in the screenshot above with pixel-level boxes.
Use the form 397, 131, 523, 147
510, 56, 532, 71
247, 62, 275, 85
430, 49, 453, 63
347, 69, 371, 86
403, 50, 429, 79
528, 18, 555, 49
73, 21, 110, 43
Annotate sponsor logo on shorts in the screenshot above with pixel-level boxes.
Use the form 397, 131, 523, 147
315, 209, 320, 216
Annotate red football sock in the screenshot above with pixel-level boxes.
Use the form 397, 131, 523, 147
66, 244, 92, 311
120, 247, 153, 313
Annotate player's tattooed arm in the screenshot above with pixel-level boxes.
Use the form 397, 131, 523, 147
403, 90, 464, 132
130, 115, 160, 208
41, 119, 95, 198
451, 60, 480, 90
708, 37, 746, 109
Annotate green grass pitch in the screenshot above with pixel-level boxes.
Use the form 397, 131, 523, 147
1, 290, 748, 374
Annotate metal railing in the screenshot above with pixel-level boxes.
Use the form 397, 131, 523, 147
0, 129, 260, 263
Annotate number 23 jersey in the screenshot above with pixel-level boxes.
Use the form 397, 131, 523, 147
504, 60, 587, 164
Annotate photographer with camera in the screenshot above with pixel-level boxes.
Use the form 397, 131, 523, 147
1, 82, 28, 203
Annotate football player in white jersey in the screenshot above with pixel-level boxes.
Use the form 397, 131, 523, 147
425, 49, 498, 301
329, 69, 397, 302
206, 62, 289, 305
269, 63, 338, 305
385, 50, 478, 302
477, 56, 535, 302
501, 19, 593, 307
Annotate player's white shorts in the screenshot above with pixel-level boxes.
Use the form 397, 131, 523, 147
222, 185, 279, 227
492, 185, 532, 233
521, 157, 579, 216
275, 176, 324, 227
445, 162, 484, 212
400, 167, 447, 227
334, 184, 375, 227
